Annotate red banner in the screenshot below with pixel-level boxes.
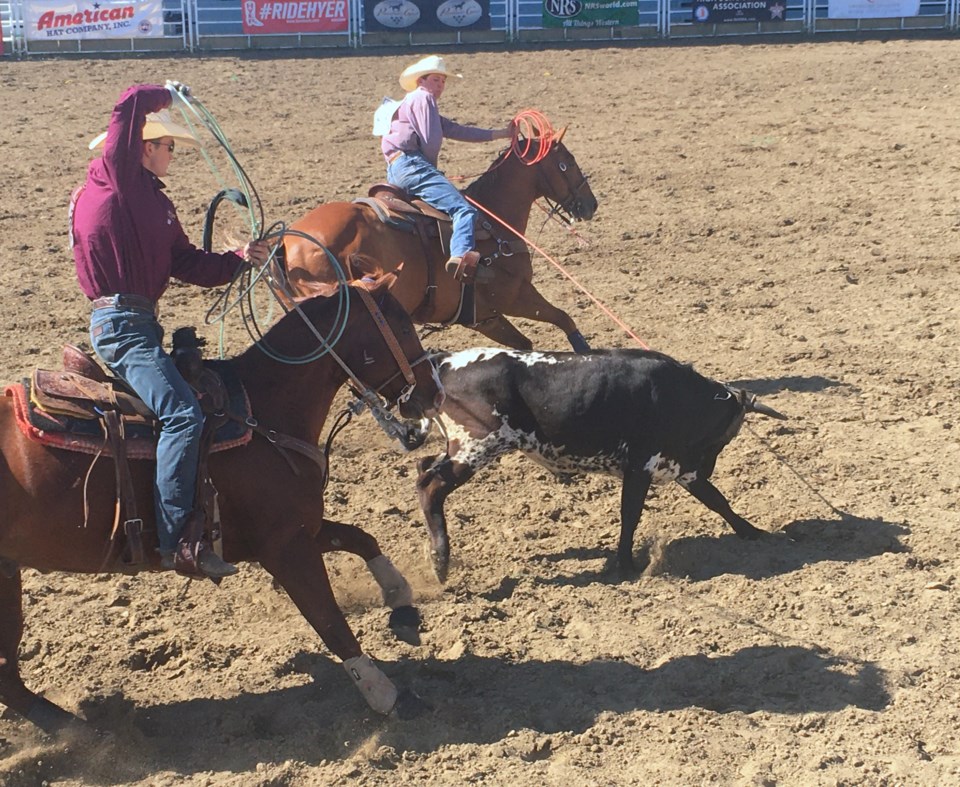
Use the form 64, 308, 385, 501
242, 0, 348, 33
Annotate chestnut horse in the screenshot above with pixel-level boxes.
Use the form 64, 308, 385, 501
282, 136, 598, 352
0, 275, 444, 732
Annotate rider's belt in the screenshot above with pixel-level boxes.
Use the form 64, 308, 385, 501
91, 294, 158, 316
385, 150, 406, 165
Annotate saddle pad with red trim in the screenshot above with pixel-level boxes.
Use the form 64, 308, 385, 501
6, 360, 253, 459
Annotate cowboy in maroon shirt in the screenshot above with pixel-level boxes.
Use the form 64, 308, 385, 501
72, 82, 269, 579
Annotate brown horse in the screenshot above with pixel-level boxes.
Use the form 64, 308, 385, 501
282, 135, 598, 352
0, 275, 444, 733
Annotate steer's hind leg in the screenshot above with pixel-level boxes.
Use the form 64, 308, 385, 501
416, 452, 483, 582
618, 469, 652, 575
680, 477, 765, 539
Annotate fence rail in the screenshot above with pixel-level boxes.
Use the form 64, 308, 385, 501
2, 0, 958, 55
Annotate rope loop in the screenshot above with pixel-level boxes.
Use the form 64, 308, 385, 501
510, 109, 556, 165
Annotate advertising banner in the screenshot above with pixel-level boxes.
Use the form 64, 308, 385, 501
542, 0, 637, 28
363, 0, 490, 32
242, 0, 348, 33
692, 0, 786, 22
23, 0, 163, 40
827, 0, 919, 17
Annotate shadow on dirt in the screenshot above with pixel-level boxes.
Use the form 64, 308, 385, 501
653, 515, 908, 581
25, 642, 886, 781
730, 375, 855, 395
529, 515, 908, 585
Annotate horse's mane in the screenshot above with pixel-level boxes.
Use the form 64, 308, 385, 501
464, 137, 549, 199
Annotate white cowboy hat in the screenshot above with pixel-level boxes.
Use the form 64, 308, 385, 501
398, 55, 462, 93
88, 110, 201, 151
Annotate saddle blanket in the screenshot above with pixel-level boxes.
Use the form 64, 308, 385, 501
5, 360, 253, 460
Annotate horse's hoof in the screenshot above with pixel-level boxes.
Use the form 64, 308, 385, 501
398, 419, 429, 451
389, 605, 422, 646
25, 696, 82, 735
392, 687, 432, 720
432, 553, 449, 584
568, 331, 591, 353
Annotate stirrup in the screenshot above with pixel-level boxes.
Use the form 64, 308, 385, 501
173, 539, 238, 579
445, 250, 481, 283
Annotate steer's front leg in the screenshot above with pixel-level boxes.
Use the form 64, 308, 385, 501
618, 468, 652, 575
680, 476, 765, 539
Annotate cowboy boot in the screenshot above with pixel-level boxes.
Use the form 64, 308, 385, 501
171, 511, 238, 579
445, 250, 481, 283
174, 538, 238, 579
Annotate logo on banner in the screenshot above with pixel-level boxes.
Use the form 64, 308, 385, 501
25, 0, 163, 40
692, 0, 786, 22
371, 0, 422, 27
241, 0, 348, 33
436, 0, 483, 26
244, 0, 264, 25
544, 0, 583, 18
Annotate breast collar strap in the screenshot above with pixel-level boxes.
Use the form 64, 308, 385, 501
227, 411, 327, 476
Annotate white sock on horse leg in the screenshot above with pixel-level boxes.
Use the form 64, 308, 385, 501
366, 554, 414, 609
343, 654, 398, 715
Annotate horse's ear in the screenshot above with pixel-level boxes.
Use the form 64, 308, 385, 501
357, 269, 399, 295
553, 126, 567, 145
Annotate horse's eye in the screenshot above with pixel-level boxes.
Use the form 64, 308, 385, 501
559, 162, 568, 172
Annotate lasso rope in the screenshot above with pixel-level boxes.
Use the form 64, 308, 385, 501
166, 86, 353, 365
168, 90, 265, 241
509, 108, 556, 164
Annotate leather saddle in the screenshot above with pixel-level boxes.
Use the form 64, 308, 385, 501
29, 334, 235, 571
352, 185, 509, 325
355, 184, 497, 248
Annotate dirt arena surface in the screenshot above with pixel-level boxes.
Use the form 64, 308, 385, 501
1, 37, 959, 785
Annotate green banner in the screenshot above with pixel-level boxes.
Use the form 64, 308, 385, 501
542, 0, 637, 28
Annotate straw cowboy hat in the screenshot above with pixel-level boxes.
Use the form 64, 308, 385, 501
399, 55, 462, 93
88, 110, 201, 151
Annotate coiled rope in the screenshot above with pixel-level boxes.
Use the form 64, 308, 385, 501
509, 108, 557, 165
166, 88, 353, 365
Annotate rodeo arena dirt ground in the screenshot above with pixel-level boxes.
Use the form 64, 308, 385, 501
1, 37, 959, 786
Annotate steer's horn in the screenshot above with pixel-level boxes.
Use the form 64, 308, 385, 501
554, 125, 567, 144
744, 393, 788, 421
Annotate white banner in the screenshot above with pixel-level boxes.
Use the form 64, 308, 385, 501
828, 0, 920, 17
24, 0, 164, 40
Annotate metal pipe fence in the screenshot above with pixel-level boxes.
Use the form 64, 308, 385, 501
2, 0, 958, 55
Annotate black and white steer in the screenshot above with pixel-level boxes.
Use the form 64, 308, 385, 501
415, 348, 786, 580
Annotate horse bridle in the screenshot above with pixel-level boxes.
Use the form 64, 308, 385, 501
345, 285, 439, 448
540, 146, 592, 225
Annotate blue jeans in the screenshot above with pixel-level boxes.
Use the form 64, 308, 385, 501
387, 152, 477, 258
90, 305, 203, 553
